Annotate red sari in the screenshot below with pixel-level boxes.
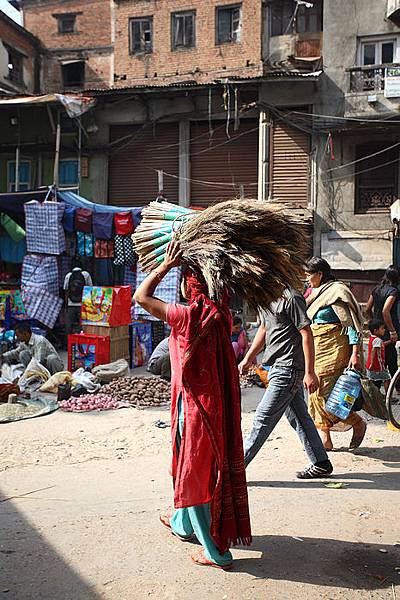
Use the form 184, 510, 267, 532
167, 272, 252, 554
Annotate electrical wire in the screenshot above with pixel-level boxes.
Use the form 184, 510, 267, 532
326, 141, 400, 172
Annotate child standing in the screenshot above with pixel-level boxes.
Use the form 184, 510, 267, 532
231, 316, 249, 362
366, 319, 392, 392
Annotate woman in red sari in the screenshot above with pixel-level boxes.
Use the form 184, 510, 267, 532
133, 241, 252, 570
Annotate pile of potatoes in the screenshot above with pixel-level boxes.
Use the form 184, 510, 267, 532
99, 376, 171, 408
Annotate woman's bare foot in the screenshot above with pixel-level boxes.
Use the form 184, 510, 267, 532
320, 430, 334, 451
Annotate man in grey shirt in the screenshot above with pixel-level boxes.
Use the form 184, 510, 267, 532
147, 337, 171, 381
239, 288, 333, 479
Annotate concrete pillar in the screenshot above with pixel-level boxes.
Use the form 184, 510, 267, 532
179, 120, 190, 207
257, 110, 269, 202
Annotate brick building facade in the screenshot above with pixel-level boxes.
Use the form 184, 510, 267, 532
114, 0, 263, 86
0, 6, 41, 94
21, 0, 114, 91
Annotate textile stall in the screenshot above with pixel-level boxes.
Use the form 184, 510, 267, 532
0, 188, 180, 368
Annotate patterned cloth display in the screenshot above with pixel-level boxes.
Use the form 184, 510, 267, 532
75, 208, 93, 233
113, 235, 135, 266
77, 232, 94, 257
133, 265, 181, 321
22, 254, 59, 297
114, 211, 134, 235
24, 200, 66, 255
93, 212, 114, 240
62, 205, 76, 233
22, 285, 63, 328
94, 239, 114, 259
65, 233, 77, 258
124, 265, 136, 288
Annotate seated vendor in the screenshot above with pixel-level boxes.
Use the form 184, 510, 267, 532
1, 322, 64, 375
147, 337, 171, 381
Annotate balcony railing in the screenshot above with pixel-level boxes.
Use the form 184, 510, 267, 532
348, 63, 400, 93
357, 185, 397, 213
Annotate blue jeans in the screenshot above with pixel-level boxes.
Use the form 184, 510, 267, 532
244, 365, 328, 467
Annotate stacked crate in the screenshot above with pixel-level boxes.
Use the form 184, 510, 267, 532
82, 324, 130, 363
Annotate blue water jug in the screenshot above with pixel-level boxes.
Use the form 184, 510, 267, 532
325, 369, 362, 421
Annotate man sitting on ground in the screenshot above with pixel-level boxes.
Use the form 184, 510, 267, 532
1, 322, 64, 375
147, 337, 171, 381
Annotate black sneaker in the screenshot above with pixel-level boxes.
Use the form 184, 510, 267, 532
296, 460, 333, 479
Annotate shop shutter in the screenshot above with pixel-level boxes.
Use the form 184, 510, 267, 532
109, 123, 179, 206
270, 122, 310, 207
190, 120, 258, 207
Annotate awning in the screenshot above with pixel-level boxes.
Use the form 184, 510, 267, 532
387, 0, 400, 21
0, 93, 96, 117
0, 189, 143, 224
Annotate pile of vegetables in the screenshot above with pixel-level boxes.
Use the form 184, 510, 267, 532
59, 394, 121, 412
99, 377, 171, 408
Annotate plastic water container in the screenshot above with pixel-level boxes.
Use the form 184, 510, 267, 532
325, 369, 362, 420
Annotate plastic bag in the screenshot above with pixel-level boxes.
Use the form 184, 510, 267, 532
18, 358, 50, 392
72, 368, 101, 393
92, 359, 129, 383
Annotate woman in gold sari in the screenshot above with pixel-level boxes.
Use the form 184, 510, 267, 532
305, 257, 366, 451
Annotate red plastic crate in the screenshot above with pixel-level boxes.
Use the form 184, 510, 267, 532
68, 333, 110, 372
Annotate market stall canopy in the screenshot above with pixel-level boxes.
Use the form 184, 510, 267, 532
0, 189, 142, 224
0, 94, 96, 118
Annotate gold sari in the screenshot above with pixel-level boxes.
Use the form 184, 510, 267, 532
307, 282, 364, 432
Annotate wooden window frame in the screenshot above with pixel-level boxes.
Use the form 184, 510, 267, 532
171, 10, 196, 51
129, 16, 153, 55
354, 142, 399, 214
216, 4, 242, 45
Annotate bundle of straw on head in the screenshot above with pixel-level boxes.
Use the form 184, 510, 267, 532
133, 199, 310, 309
176, 199, 309, 309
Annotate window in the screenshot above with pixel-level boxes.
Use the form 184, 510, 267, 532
61, 61, 85, 89
270, 0, 322, 36
7, 48, 23, 84
355, 143, 398, 213
360, 37, 397, 66
58, 14, 76, 34
171, 11, 196, 50
7, 161, 31, 192
296, 1, 322, 33
130, 17, 153, 54
59, 159, 79, 186
216, 4, 242, 44
271, 1, 295, 36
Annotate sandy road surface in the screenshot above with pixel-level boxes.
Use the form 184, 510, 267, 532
0, 392, 399, 600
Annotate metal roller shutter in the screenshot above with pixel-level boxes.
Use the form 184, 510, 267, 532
270, 121, 310, 207
190, 120, 258, 207
108, 123, 179, 206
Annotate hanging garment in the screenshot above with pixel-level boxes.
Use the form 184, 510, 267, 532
114, 211, 134, 236
75, 208, 93, 233
94, 239, 114, 259
0, 235, 26, 264
77, 232, 94, 257
65, 233, 77, 258
124, 265, 136, 288
93, 212, 114, 240
62, 205, 76, 234
24, 201, 66, 255
0, 213, 25, 242
113, 235, 136, 266
22, 254, 59, 297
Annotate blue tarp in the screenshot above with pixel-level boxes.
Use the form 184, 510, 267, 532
0, 189, 143, 225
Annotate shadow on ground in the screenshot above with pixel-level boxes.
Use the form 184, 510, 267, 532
0, 489, 100, 600
235, 535, 399, 589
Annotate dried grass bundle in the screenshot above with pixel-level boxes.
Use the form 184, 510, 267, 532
176, 199, 309, 309
134, 199, 310, 309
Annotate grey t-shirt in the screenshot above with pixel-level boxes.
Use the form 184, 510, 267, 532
260, 288, 311, 370
148, 337, 170, 365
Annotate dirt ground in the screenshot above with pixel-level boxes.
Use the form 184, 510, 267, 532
0, 386, 399, 600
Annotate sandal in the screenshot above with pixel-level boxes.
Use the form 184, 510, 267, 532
159, 515, 196, 542
349, 420, 367, 450
191, 549, 233, 571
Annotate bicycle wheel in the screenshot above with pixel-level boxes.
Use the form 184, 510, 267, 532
385, 368, 400, 429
